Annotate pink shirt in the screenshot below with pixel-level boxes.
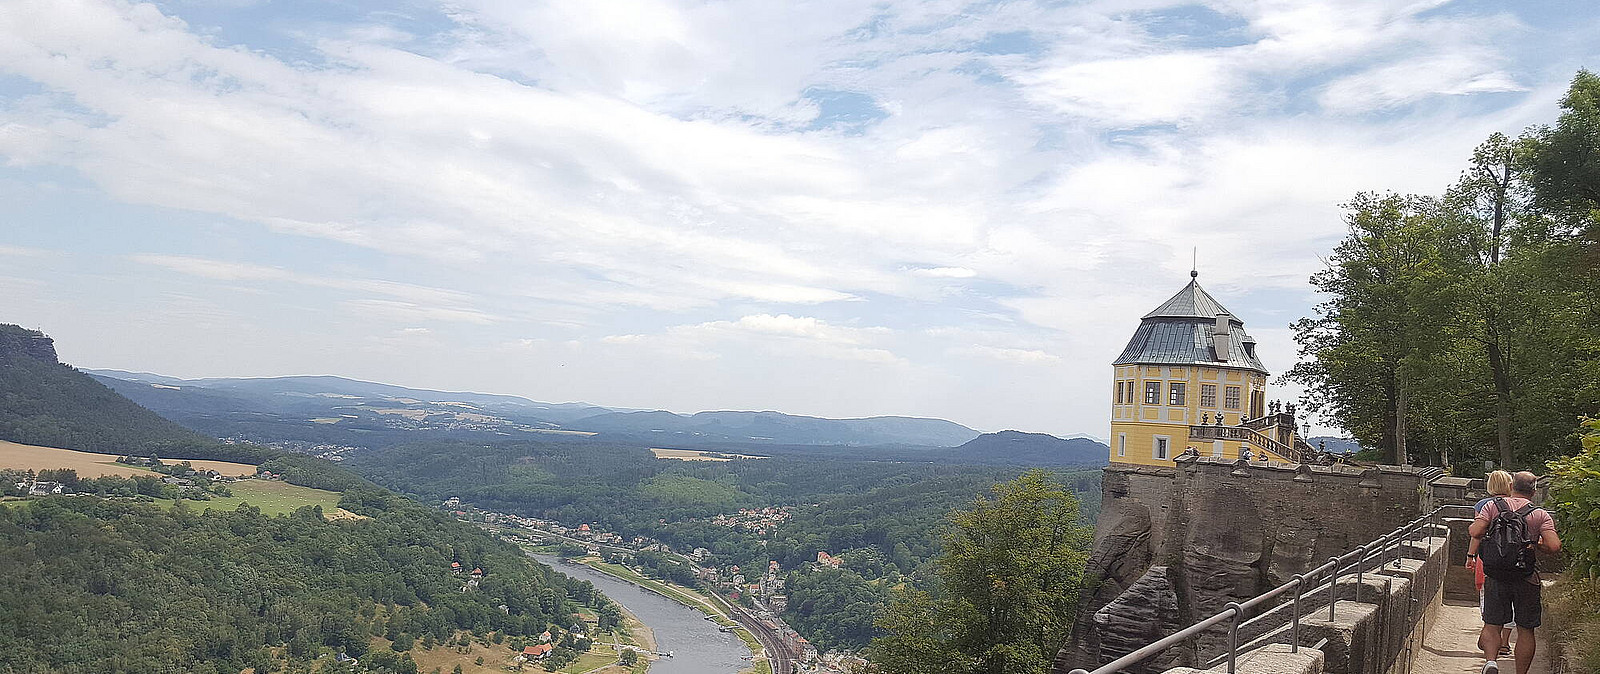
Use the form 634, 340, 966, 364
1476, 497, 1557, 540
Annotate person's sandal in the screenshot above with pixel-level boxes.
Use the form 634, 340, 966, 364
1500, 645, 1512, 657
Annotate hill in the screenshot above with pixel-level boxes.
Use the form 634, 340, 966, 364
947, 430, 1109, 466
0, 326, 607, 673
0, 325, 246, 460
90, 370, 988, 448
1307, 435, 1364, 455
569, 409, 982, 446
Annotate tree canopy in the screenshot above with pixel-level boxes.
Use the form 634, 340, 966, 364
871, 470, 1091, 674
1289, 70, 1600, 470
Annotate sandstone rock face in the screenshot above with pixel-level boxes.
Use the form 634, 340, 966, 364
1053, 466, 1171, 672
1056, 459, 1440, 672
1091, 566, 1185, 673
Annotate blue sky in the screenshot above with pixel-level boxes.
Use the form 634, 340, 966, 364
1, 0, 1597, 438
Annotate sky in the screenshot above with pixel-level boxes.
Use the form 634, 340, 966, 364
1, 0, 1597, 439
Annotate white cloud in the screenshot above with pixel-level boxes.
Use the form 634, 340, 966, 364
950, 344, 1062, 365
601, 314, 903, 364
1014, 51, 1239, 127
910, 266, 977, 278
1319, 53, 1524, 113
0, 0, 1590, 436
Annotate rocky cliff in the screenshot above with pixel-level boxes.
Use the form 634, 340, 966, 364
1055, 457, 1441, 672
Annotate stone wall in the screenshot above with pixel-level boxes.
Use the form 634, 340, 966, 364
1056, 458, 1443, 673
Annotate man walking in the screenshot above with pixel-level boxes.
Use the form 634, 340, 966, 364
1467, 471, 1561, 674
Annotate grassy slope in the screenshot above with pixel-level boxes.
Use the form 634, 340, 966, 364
166, 479, 344, 516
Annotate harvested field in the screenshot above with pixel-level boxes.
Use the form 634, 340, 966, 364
0, 440, 256, 477
649, 447, 766, 461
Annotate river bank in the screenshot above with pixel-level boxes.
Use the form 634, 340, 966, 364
532, 553, 755, 674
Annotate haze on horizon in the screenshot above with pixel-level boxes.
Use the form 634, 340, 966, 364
3, 0, 1597, 437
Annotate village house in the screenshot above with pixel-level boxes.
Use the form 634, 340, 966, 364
519, 644, 553, 661
25, 481, 69, 496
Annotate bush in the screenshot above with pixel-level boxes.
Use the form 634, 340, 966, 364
1546, 418, 1600, 578
1544, 419, 1600, 671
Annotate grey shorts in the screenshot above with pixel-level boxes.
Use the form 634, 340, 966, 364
1483, 575, 1541, 629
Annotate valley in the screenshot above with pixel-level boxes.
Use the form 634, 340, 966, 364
76, 365, 1107, 668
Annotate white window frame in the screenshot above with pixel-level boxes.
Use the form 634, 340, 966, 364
1153, 435, 1170, 461
1118, 433, 1127, 457
1145, 381, 1162, 405
1200, 383, 1217, 408
1212, 440, 1224, 458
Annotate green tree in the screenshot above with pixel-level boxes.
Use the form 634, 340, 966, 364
1288, 193, 1475, 464
871, 470, 1090, 674
1526, 69, 1600, 236
620, 649, 638, 666
1546, 418, 1600, 578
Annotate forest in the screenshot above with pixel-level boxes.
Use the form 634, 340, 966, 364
1288, 70, 1600, 669
0, 485, 605, 673
1288, 70, 1600, 472
0, 327, 610, 673
349, 439, 1101, 651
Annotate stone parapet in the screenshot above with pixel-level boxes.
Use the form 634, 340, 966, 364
1059, 455, 1459, 674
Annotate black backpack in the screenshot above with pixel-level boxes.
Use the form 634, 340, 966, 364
1480, 497, 1539, 580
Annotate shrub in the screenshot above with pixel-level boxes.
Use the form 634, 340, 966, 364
1546, 418, 1600, 578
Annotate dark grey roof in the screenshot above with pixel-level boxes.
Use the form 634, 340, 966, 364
1115, 278, 1268, 373
1142, 278, 1238, 321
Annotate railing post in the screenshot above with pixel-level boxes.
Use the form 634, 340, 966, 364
1226, 601, 1243, 674
1291, 574, 1304, 653
1327, 556, 1340, 621
1355, 544, 1365, 605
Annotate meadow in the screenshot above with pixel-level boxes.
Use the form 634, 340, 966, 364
178, 478, 346, 517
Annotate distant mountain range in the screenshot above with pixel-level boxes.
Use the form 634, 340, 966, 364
951, 430, 1108, 466
87, 371, 990, 448
1306, 435, 1364, 455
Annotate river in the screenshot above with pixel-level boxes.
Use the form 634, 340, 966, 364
533, 554, 754, 674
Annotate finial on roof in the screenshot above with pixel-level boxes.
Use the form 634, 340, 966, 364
1191, 247, 1198, 278
1190, 269, 1198, 278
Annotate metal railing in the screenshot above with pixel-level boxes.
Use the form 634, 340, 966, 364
1068, 507, 1444, 674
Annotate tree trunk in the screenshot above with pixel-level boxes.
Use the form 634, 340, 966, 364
1381, 375, 1398, 465
1395, 384, 1409, 466
1487, 340, 1515, 469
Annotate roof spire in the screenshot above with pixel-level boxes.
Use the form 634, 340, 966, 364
1191, 247, 1198, 279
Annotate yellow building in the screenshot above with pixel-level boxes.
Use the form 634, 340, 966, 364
1109, 271, 1311, 466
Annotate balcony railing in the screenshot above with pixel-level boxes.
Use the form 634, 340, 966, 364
1188, 424, 1303, 463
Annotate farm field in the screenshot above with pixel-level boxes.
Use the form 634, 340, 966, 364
0, 440, 256, 477
648, 448, 766, 462
178, 479, 346, 516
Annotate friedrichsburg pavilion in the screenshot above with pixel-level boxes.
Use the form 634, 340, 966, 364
1109, 271, 1312, 466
